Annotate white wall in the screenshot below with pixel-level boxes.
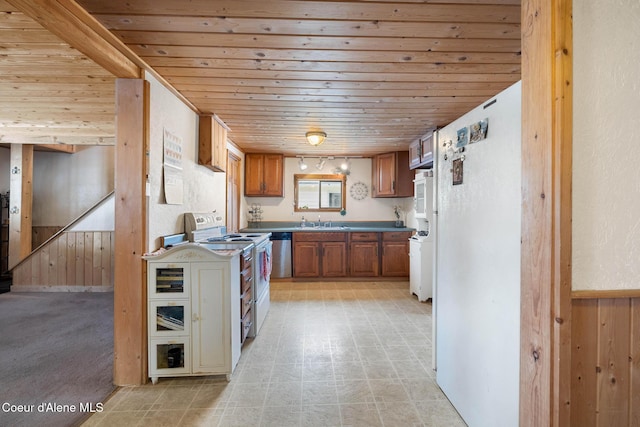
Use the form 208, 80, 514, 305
33, 146, 114, 226
244, 157, 414, 224
0, 145, 114, 226
146, 72, 227, 250
69, 193, 114, 231
435, 82, 521, 427
572, 0, 640, 291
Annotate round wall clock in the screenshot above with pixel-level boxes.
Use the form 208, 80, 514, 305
350, 181, 368, 200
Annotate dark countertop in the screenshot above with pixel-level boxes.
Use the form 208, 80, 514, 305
241, 221, 415, 233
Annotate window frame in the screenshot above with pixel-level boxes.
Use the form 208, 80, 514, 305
293, 174, 347, 212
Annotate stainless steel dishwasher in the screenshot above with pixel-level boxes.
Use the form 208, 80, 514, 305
270, 232, 292, 278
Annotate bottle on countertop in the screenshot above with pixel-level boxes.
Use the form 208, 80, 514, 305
300, 216, 306, 228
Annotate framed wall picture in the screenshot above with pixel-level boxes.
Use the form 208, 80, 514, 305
469, 119, 489, 144
453, 158, 463, 185
456, 127, 469, 148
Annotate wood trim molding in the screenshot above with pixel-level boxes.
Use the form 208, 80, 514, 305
572, 289, 640, 299
519, 0, 573, 426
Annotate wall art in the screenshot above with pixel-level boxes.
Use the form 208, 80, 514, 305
469, 119, 489, 144
456, 127, 469, 148
453, 158, 464, 185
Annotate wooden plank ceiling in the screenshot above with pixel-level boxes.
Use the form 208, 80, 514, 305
2, 0, 521, 156
0, 0, 116, 146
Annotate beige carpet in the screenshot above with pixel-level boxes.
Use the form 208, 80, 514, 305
0, 291, 114, 427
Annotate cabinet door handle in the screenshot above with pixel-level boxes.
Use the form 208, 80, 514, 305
392, 180, 396, 191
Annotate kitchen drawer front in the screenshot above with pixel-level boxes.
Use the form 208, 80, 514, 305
240, 251, 252, 271
241, 289, 252, 318
294, 232, 346, 242
241, 312, 252, 343
350, 232, 379, 242
382, 231, 412, 241
240, 266, 253, 295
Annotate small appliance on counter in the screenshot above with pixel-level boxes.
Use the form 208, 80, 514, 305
183, 212, 273, 337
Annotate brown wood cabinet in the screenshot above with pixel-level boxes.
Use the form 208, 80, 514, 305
244, 153, 284, 197
293, 232, 347, 278
198, 115, 228, 172
372, 151, 413, 198
409, 130, 435, 170
349, 232, 379, 277
381, 231, 411, 277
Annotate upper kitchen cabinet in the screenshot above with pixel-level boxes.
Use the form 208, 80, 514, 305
199, 115, 228, 172
244, 153, 284, 197
409, 129, 435, 170
371, 151, 413, 198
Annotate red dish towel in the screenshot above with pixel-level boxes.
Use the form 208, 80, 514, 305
261, 245, 272, 280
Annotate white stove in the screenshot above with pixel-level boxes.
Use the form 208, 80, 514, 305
184, 213, 272, 338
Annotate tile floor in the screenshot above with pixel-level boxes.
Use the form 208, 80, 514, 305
82, 281, 466, 426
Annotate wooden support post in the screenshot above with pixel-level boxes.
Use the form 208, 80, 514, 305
8, 144, 33, 269
113, 78, 149, 385
520, 0, 573, 425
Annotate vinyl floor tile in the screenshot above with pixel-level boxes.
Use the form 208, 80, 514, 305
83, 281, 466, 426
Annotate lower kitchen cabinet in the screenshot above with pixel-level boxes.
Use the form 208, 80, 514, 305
381, 231, 412, 277
349, 232, 379, 277
145, 246, 241, 384
292, 231, 410, 278
322, 241, 348, 277
292, 241, 320, 277
293, 232, 347, 278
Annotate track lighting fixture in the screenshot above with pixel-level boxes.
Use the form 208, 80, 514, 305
298, 157, 308, 171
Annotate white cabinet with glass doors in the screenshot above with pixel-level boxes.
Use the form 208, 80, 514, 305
145, 245, 241, 384
414, 170, 433, 219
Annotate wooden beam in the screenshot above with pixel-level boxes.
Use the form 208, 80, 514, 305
519, 0, 573, 426
8, 144, 33, 269
34, 144, 77, 153
0, 136, 114, 145
113, 78, 148, 385
7, 0, 140, 78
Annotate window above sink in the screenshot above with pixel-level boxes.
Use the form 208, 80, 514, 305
294, 174, 346, 212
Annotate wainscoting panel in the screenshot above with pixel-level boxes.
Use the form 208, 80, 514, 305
12, 231, 113, 290
571, 295, 640, 426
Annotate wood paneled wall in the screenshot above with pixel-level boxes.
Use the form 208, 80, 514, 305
571, 295, 640, 427
12, 231, 114, 289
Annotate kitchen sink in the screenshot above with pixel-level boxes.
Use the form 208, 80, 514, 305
295, 225, 350, 230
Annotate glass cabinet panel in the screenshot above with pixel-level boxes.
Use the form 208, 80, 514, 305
148, 263, 190, 298
149, 339, 190, 375
415, 178, 426, 218
156, 267, 184, 293
149, 301, 190, 337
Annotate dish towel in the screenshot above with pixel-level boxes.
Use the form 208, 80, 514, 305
261, 244, 272, 280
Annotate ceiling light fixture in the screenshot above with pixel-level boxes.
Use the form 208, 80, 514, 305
298, 157, 308, 171
306, 131, 327, 146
